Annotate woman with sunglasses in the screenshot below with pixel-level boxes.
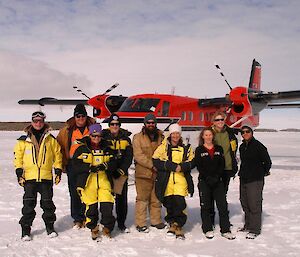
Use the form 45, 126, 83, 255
239, 125, 272, 239
195, 127, 235, 240
72, 123, 118, 240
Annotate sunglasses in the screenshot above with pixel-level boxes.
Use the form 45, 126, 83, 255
110, 123, 120, 127
241, 130, 251, 135
90, 134, 101, 138
214, 118, 225, 122
32, 119, 44, 123
146, 121, 156, 125
75, 114, 87, 118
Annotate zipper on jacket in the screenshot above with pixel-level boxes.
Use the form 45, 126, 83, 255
42, 145, 47, 164
31, 146, 36, 164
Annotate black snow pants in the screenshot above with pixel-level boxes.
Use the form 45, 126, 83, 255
163, 195, 187, 227
198, 179, 230, 233
19, 181, 56, 227
115, 180, 128, 229
85, 202, 116, 231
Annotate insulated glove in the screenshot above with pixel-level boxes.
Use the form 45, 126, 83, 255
16, 168, 25, 187
54, 169, 62, 185
90, 163, 107, 173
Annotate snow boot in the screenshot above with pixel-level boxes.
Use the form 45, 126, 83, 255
175, 225, 185, 240
136, 225, 150, 233
221, 232, 236, 240
151, 222, 166, 230
205, 231, 214, 239
46, 223, 58, 238
102, 227, 111, 238
167, 222, 177, 236
91, 225, 100, 240
21, 225, 31, 241
246, 232, 259, 239
118, 225, 130, 233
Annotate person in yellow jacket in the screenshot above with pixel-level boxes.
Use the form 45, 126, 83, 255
153, 123, 194, 240
13, 111, 63, 241
72, 124, 118, 240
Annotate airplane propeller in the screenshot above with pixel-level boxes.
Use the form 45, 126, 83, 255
215, 63, 233, 90
73, 85, 90, 99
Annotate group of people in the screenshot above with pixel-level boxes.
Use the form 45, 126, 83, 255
13, 105, 272, 242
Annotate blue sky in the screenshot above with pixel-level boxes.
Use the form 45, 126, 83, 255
0, 0, 299, 128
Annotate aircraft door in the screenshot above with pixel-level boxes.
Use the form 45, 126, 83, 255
162, 101, 170, 116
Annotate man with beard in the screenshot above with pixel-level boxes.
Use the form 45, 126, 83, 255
132, 114, 165, 233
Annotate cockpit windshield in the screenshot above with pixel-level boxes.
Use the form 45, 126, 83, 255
119, 98, 160, 112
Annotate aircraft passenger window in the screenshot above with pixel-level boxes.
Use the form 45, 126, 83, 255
188, 112, 193, 121
119, 98, 160, 112
205, 113, 209, 121
199, 112, 204, 121
162, 101, 170, 116
181, 112, 186, 121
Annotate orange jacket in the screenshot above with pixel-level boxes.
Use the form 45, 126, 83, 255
56, 116, 95, 169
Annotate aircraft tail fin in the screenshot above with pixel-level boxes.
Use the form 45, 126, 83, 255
248, 59, 261, 91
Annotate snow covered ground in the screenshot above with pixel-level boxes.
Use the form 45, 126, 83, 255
0, 131, 300, 257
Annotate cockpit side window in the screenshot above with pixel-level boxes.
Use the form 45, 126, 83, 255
119, 98, 160, 112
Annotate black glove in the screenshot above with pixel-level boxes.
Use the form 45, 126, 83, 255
90, 163, 107, 173
165, 160, 177, 171
112, 169, 121, 178
205, 176, 219, 187
16, 168, 25, 187
54, 168, 62, 185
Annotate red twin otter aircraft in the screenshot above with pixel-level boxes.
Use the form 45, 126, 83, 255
19, 59, 300, 130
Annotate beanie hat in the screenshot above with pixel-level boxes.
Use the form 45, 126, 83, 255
74, 104, 87, 116
144, 113, 157, 124
108, 113, 121, 126
89, 123, 102, 135
241, 125, 253, 134
169, 123, 182, 134
32, 111, 46, 120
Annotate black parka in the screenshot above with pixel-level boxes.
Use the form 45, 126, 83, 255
239, 137, 272, 184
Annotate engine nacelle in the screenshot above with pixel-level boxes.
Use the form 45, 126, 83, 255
229, 87, 252, 117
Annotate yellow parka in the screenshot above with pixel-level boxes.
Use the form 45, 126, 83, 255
13, 125, 63, 182
153, 138, 194, 198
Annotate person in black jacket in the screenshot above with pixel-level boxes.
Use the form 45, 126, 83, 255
239, 125, 272, 239
195, 127, 235, 240
101, 114, 133, 233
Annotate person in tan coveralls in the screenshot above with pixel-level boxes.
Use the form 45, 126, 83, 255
132, 114, 166, 233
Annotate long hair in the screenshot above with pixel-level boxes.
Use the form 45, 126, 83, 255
198, 127, 215, 146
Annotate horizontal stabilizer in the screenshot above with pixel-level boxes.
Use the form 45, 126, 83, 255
249, 90, 300, 104
266, 103, 300, 109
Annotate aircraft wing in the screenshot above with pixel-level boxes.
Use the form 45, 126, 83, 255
18, 97, 88, 106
